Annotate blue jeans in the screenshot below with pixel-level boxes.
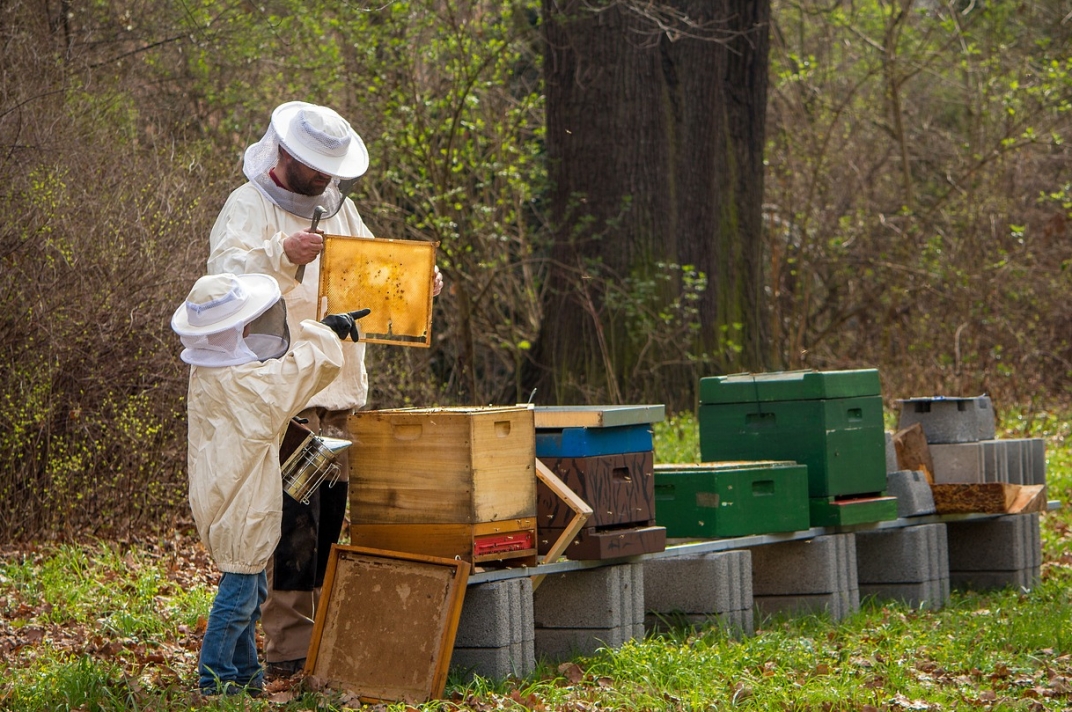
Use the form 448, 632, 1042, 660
199, 570, 267, 694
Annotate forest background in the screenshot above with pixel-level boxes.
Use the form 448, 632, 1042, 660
2, 0, 1071, 541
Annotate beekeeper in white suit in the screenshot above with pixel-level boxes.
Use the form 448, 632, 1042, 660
206, 100, 443, 677
172, 271, 366, 696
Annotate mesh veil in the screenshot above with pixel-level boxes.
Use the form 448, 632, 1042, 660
243, 125, 345, 220
180, 300, 291, 366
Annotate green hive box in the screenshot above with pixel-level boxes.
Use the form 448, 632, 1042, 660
698, 369, 886, 499
653, 461, 810, 538
808, 495, 899, 527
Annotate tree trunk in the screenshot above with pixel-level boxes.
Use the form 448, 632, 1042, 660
529, 0, 772, 409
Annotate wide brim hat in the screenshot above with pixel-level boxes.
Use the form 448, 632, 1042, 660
171, 273, 281, 337
271, 101, 369, 179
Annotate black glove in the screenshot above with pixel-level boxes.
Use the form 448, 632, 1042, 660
321, 309, 371, 342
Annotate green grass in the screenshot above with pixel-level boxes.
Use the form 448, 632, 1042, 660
652, 411, 701, 463
3, 410, 1072, 711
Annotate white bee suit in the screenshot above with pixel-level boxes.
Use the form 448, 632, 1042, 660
207, 183, 374, 412
186, 320, 343, 574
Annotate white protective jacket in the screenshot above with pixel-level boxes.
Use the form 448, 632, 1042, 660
207, 182, 374, 411
187, 320, 343, 574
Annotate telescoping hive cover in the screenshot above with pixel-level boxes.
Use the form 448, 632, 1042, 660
318, 235, 438, 347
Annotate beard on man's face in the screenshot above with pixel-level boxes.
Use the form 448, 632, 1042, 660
283, 158, 332, 196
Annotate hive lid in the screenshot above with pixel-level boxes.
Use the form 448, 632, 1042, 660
699, 369, 881, 404
531, 404, 665, 429
318, 234, 438, 347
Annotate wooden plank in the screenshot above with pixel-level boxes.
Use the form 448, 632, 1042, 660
930, 483, 1019, 514
532, 458, 592, 591
532, 405, 665, 429
1007, 484, 1046, 514
305, 545, 470, 704
892, 422, 935, 484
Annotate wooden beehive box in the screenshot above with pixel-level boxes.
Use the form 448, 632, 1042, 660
349, 406, 536, 525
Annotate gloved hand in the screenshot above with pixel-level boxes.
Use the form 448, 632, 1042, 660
320, 308, 371, 342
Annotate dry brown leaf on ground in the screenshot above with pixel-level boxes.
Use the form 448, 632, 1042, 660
557, 661, 585, 684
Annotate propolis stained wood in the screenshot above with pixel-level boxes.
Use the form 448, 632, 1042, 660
348, 406, 536, 524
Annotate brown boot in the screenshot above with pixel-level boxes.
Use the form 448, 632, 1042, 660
265, 658, 306, 679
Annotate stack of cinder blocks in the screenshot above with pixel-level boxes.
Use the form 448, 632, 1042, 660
850, 437, 950, 609
855, 523, 950, 609
642, 550, 753, 636
898, 395, 1045, 486
946, 513, 1042, 591
749, 534, 859, 621
451, 578, 535, 681
532, 563, 645, 660
896, 395, 1044, 593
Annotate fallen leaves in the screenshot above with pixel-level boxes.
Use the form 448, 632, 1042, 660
0, 531, 209, 690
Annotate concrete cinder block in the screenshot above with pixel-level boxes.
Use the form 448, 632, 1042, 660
930, 442, 986, 484
949, 567, 1040, 592
886, 470, 937, 517
946, 513, 1042, 593
450, 641, 535, 681
751, 533, 859, 621
533, 563, 644, 631
754, 589, 860, 621
897, 396, 996, 444
455, 578, 534, 648
886, 431, 899, 474
645, 607, 754, 638
1003, 439, 1024, 485
946, 513, 1041, 572
1001, 438, 1044, 486
534, 626, 639, 661
983, 440, 1009, 483
855, 523, 948, 584
644, 550, 751, 616
860, 578, 950, 610
931, 440, 1013, 484
751, 534, 857, 596
724, 607, 755, 637
1029, 438, 1046, 485
855, 523, 950, 608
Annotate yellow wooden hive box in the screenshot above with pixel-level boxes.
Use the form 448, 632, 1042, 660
348, 406, 536, 525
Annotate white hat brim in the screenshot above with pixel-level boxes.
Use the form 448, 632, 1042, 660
272, 101, 369, 180
171, 273, 281, 337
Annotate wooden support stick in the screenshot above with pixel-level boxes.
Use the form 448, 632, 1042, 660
532, 458, 592, 591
